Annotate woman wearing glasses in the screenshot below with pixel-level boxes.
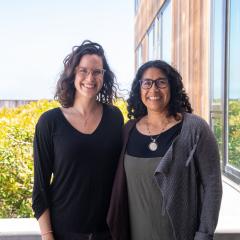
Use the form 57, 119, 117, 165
107, 60, 222, 240
32, 40, 123, 240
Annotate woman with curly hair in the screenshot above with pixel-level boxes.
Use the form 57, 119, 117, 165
107, 60, 222, 240
32, 40, 123, 240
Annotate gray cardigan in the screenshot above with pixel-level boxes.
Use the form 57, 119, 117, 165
107, 113, 222, 240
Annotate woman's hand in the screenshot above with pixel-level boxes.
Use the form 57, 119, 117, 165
38, 210, 54, 240
41, 232, 55, 240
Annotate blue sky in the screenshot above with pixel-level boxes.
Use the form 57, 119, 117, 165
0, 0, 134, 100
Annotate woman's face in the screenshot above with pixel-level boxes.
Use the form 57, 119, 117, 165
74, 54, 104, 100
140, 67, 170, 114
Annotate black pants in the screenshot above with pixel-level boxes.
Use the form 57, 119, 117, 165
54, 231, 112, 240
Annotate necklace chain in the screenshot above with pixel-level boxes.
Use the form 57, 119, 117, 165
147, 125, 162, 142
72, 104, 99, 128
146, 117, 171, 151
146, 118, 170, 137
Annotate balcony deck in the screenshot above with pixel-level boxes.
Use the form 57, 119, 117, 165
0, 176, 239, 240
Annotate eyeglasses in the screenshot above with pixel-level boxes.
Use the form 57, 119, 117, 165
76, 67, 106, 78
139, 78, 168, 89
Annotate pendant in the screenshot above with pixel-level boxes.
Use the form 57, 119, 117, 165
148, 140, 158, 151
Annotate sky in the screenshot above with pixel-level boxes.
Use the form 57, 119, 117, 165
0, 0, 134, 100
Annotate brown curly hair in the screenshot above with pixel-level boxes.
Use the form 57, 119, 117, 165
55, 40, 118, 107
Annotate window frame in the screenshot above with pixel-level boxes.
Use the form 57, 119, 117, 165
210, 0, 240, 183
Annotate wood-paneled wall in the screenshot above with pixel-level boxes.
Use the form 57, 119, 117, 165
135, 0, 211, 120
135, 0, 165, 47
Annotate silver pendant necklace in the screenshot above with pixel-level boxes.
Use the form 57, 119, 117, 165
146, 117, 170, 152
148, 135, 161, 151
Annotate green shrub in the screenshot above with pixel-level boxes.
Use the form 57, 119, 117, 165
0, 99, 128, 217
228, 100, 240, 168
0, 100, 59, 217
213, 99, 240, 169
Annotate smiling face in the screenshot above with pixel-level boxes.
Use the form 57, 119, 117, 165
74, 54, 104, 100
140, 67, 170, 114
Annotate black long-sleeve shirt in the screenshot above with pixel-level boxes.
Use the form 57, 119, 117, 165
32, 104, 123, 234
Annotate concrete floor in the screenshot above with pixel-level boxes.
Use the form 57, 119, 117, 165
215, 176, 240, 234
0, 176, 239, 239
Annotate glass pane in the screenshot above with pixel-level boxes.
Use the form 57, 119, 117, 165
135, 0, 140, 14
154, 18, 159, 59
137, 45, 142, 69
161, 1, 172, 63
212, 0, 224, 103
211, 113, 224, 163
228, 0, 240, 170
157, 16, 161, 59
211, 0, 225, 162
148, 25, 154, 60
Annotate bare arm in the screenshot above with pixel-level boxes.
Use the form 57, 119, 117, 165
38, 209, 54, 240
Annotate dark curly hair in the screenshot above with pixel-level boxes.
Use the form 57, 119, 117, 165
127, 60, 192, 119
55, 40, 118, 107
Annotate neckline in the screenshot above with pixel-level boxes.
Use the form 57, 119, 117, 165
135, 120, 183, 137
58, 103, 105, 136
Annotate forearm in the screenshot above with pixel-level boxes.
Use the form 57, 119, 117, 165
38, 209, 54, 240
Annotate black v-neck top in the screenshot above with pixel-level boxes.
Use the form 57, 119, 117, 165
32, 104, 123, 234
127, 121, 183, 158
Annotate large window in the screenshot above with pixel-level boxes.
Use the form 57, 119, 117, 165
211, 0, 240, 182
226, 0, 240, 174
148, 23, 155, 60
136, 44, 142, 69
134, 0, 141, 14
147, 0, 172, 62
154, 18, 159, 59
210, 0, 225, 164
159, 0, 172, 63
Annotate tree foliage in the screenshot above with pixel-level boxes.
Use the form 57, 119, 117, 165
228, 100, 240, 168
0, 100, 59, 217
1, 98, 240, 218
0, 99, 128, 217
213, 99, 240, 169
